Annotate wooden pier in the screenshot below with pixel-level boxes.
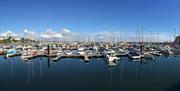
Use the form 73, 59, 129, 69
52, 53, 104, 61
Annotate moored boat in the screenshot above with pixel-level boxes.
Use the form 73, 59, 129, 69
0, 48, 4, 55
5, 49, 18, 58
104, 49, 120, 62
21, 50, 38, 60
128, 51, 141, 59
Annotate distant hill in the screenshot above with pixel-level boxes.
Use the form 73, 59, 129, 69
0, 37, 36, 44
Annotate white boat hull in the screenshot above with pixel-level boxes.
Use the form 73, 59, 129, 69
107, 56, 119, 62
21, 55, 33, 60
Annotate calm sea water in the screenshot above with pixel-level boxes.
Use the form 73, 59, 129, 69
0, 55, 180, 91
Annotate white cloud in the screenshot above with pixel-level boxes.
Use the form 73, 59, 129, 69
40, 29, 63, 39
96, 34, 104, 39
24, 29, 34, 35
61, 28, 71, 36
0, 31, 18, 37
0, 28, 175, 42
23, 29, 36, 40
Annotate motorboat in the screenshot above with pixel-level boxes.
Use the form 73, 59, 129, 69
64, 50, 72, 56
21, 50, 37, 60
140, 52, 155, 60
5, 49, 18, 57
128, 51, 141, 59
77, 47, 85, 55
104, 49, 120, 62
0, 48, 4, 55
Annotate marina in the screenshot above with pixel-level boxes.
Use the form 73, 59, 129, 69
1, 0, 180, 91
0, 37, 180, 91
0, 52, 180, 91
0, 41, 179, 61
0, 39, 179, 89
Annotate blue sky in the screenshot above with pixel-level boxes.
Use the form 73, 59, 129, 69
0, 0, 180, 41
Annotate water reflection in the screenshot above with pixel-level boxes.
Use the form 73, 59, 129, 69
0, 55, 180, 91
84, 60, 90, 64
106, 60, 119, 68
166, 80, 180, 91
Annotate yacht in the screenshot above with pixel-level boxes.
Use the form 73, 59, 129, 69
64, 50, 72, 56
115, 47, 128, 56
0, 48, 4, 55
54, 48, 63, 56
141, 52, 155, 60
104, 49, 120, 62
106, 60, 119, 67
158, 46, 173, 56
151, 51, 162, 56
128, 51, 141, 59
21, 50, 37, 60
5, 49, 18, 57
77, 47, 85, 55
